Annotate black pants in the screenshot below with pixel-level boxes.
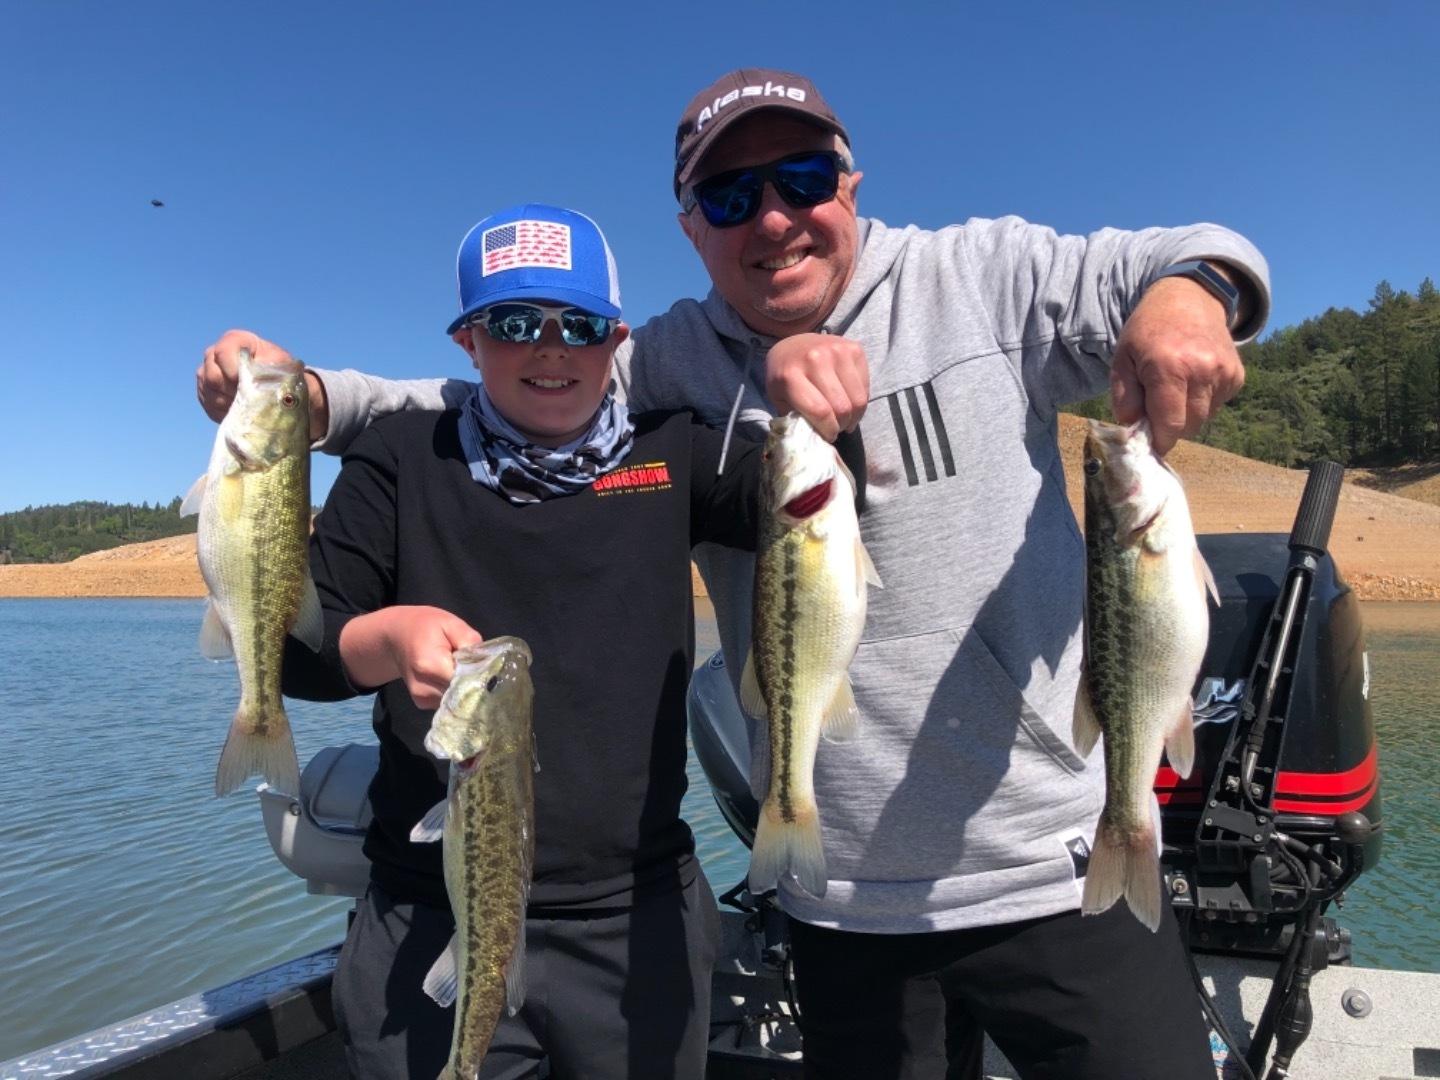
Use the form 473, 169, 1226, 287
333, 869, 720, 1080
788, 902, 1215, 1080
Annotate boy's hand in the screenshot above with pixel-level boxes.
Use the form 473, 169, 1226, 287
765, 333, 870, 441
198, 329, 329, 442
338, 606, 483, 710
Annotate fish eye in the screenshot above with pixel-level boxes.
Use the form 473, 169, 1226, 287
486, 676, 499, 692
280, 392, 298, 409
1083, 459, 1100, 476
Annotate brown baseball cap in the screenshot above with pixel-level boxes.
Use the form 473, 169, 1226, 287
673, 68, 848, 199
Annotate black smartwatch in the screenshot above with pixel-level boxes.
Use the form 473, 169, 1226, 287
1154, 260, 1241, 331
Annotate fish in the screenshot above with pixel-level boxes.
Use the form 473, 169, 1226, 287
740, 413, 880, 897
411, 636, 537, 1080
180, 347, 321, 797
1074, 418, 1218, 931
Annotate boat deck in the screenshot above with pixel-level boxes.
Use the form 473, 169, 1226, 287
6, 912, 1437, 1080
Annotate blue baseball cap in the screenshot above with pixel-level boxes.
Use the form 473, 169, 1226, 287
448, 203, 622, 335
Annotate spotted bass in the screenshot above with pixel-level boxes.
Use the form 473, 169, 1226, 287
411, 637, 536, 1080
740, 414, 880, 898
1075, 418, 1217, 931
181, 348, 321, 797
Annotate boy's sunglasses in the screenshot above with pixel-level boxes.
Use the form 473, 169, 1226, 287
466, 302, 618, 346
682, 151, 850, 229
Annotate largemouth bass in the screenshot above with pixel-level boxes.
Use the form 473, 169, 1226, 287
741, 414, 879, 897
181, 348, 321, 797
1075, 418, 1217, 931
411, 636, 536, 1080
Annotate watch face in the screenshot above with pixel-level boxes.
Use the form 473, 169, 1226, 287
1196, 262, 1239, 303
1163, 261, 1239, 328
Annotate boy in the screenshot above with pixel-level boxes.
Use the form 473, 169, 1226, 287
280, 204, 784, 1079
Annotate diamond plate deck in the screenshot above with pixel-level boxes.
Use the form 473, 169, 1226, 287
1, 946, 339, 1079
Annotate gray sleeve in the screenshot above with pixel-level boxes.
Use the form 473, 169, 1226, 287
609, 335, 638, 410
312, 369, 475, 455
957, 216, 1271, 411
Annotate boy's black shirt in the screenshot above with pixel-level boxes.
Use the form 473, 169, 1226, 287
283, 407, 764, 912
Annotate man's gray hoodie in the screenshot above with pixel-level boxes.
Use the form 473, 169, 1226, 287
317, 214, 1270, 933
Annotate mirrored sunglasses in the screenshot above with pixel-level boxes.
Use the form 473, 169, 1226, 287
466, 302, 617, 346
682, 151, 849, 229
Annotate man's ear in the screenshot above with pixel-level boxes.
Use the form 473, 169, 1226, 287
677, 210, 701, 254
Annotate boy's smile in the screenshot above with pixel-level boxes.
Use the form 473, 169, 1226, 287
454, 315, 629, 448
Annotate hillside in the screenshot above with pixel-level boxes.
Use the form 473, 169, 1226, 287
1, 417, 1437, 600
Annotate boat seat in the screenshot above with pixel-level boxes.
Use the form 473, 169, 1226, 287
258, 743, 378, 897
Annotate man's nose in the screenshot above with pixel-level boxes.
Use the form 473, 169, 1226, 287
751, 181, 799, 237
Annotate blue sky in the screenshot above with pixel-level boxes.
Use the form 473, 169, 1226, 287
2, 2, 1436, 512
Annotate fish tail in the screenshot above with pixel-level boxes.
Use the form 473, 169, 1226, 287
748, 798, 827, 898
214, 702, 300, 797
1082, 817, 1162, 932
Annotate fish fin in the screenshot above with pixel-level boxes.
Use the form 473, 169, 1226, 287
215, 705, 299, 797
409, 799, 448, 843
291, 572, 324, 652
748, 800, 827, 898
1165, 702, 1196, 780
1072, 669, 1102, 758
179, 474, 207, 517
857, 538, 882, 589
199, 599, 234, 661
821, 677, 860, 744
1082, 818, 1162, 932
504, 925, 527, 1017
739, 651, 767, 719
422, 932, 460, 1008
1196, 549, 1220, 607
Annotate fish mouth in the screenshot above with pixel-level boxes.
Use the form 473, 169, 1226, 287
1125, 495, 1169, 544
224, 434, 266, 471
782, 479, 833, 519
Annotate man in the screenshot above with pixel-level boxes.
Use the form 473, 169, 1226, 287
199, 68, 1269, 1079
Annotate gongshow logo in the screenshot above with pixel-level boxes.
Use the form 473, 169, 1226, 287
592, 462, 672, 496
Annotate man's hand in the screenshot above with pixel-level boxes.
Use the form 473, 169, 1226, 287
198, 329, 328, 442
1110, 276, 1245, 456
765, 333, 870, 441
338, 606, 483, 710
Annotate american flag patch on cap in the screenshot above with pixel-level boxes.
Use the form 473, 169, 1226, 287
482, 221, 572, 276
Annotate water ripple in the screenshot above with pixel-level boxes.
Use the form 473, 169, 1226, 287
0, 598, 1435, 1060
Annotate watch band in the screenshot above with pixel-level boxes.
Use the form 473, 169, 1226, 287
1154, 260, 1241, 331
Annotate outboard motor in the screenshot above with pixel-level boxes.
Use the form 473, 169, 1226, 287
1160, 462, 1383, 1079
686, 461, 1383, 1080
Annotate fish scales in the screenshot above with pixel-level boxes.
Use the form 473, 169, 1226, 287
1075, 418, 1213, 932
414, 637, 535, 1080
744, 414, 879, 899
184, 349, 321, 798
445, 716, 532, 1077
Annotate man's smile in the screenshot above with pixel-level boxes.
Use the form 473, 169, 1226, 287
757, 250, 809, 271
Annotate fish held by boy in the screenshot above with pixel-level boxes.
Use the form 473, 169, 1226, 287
1074, 418, 1217, 931
411, 636, 537, 1080
181, 347, 322, 797
741, 414, 880, 898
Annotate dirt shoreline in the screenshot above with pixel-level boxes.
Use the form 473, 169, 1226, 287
4, 418, 1437, 601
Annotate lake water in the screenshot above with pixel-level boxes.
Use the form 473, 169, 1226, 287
0, 597, 1435, 1061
